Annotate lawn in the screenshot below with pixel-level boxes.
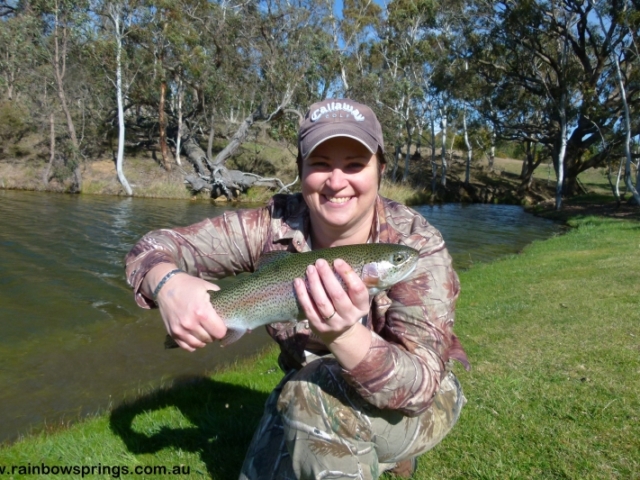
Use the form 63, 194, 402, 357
0, 215, 638, 479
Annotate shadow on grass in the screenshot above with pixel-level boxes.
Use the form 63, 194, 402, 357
109, 375, 269, 479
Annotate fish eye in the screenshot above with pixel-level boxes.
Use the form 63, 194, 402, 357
393, 253, 406, 263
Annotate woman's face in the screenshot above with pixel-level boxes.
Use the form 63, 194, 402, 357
301, 136, 381, 244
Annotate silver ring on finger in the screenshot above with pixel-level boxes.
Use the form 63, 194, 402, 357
322, 310, 336, 321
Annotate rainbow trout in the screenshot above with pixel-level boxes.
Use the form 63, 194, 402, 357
166, 243, 419, 348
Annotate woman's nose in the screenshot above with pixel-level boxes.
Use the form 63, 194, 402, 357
326, 168, 348, 189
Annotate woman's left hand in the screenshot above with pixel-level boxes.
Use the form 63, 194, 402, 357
294, 258, 372, 365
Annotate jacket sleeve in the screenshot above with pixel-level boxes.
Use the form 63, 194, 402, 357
124, 207, 269, 308
341, 213, 469, 416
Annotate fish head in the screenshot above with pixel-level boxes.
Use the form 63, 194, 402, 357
361, 245, 419, 295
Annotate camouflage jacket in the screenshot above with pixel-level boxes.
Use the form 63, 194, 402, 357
125, 194, 469, 416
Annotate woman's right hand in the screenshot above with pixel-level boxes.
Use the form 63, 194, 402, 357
145, 265, 227, 351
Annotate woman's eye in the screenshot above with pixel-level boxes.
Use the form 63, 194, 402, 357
345, 162, 365, 171
308, 161, 330, 169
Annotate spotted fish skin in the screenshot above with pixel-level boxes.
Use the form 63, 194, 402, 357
164, 244, 418, 348
208, 243, 419, 346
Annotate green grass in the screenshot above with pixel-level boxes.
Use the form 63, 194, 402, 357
1, 216, 638, 479
423, 216, 640, 479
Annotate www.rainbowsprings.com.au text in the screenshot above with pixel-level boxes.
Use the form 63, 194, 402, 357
0, 463, 190, 477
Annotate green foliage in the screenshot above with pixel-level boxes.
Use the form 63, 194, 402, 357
1, 0, 638, 200
495, 140, 526, 160
50, 140, 80, 184
0, 101, 32, 142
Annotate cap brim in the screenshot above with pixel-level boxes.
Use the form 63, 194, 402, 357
300, 123, 379, 161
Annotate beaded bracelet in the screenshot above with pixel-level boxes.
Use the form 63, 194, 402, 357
152, 269, 184, 300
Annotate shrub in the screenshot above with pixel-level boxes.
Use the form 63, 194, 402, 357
0, 100, 32, 142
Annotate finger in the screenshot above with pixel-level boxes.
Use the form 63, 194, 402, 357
164, 310, 213, 349
306, 263, 336, 320
172, 338, 197, 352
333, 258, 369, 308
294, 277, 323, 322
316, 258, 368, 318
169, 328, 206, 351
193, 299, 228, 341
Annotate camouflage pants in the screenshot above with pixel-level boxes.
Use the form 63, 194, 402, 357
239, 358, 465, 480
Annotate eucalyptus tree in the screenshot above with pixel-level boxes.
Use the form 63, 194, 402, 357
373, 0, 437, 183
169, 0, 327, 198
92, 0, 137, 195
420, 0, 473, 187
0, 9, 40, 101
591, 0, 640, 205
128, 0, 182, 170
321, 0, 382, 96
468, 0, 640, 208
0, 3, 60, 182
31, 0, 92, 192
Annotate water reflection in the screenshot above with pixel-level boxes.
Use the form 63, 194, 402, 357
413, 203, 562, 269
0, 191, 561, 443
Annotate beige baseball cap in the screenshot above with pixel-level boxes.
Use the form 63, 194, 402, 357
297, 99, 385, 162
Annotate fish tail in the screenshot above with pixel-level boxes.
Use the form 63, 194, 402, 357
164, 334, 180, 349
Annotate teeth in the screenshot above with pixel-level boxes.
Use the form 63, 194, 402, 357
327, 197, 350, 204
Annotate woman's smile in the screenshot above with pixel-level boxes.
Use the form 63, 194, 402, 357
323, 195, 352, 205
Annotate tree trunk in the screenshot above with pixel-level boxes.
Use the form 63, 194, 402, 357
604, 158, 621, 205
521, 140, 530, 179
555, 120, 567, 210
489, 118, 496, 171
175, 75, 183, 167
52, 1, 81, 193
207, 109, 215, 163
212, 109, 259, 167
43, 112, 55, 184
402, 120, 412, 183
430, 110, 437, 193
520, 140, 541, 190
415, 123, 423, 158
180, 122, 212, 174
612, 43, 640, 205
440, 112, 447, 187
593, 1, 639, 206
615, 158, 623, 202
463, 106, 471, 185
158, 78, 171, 171
111, 5, 132, 196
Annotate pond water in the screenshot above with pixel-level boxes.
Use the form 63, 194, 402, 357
0, 190, 561, 443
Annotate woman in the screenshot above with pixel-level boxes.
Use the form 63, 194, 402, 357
125, 99, 469, 479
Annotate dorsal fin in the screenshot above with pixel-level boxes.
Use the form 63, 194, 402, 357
255, 250, 291, 270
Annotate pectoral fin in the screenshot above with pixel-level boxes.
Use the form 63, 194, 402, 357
220, 327, 247, 347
